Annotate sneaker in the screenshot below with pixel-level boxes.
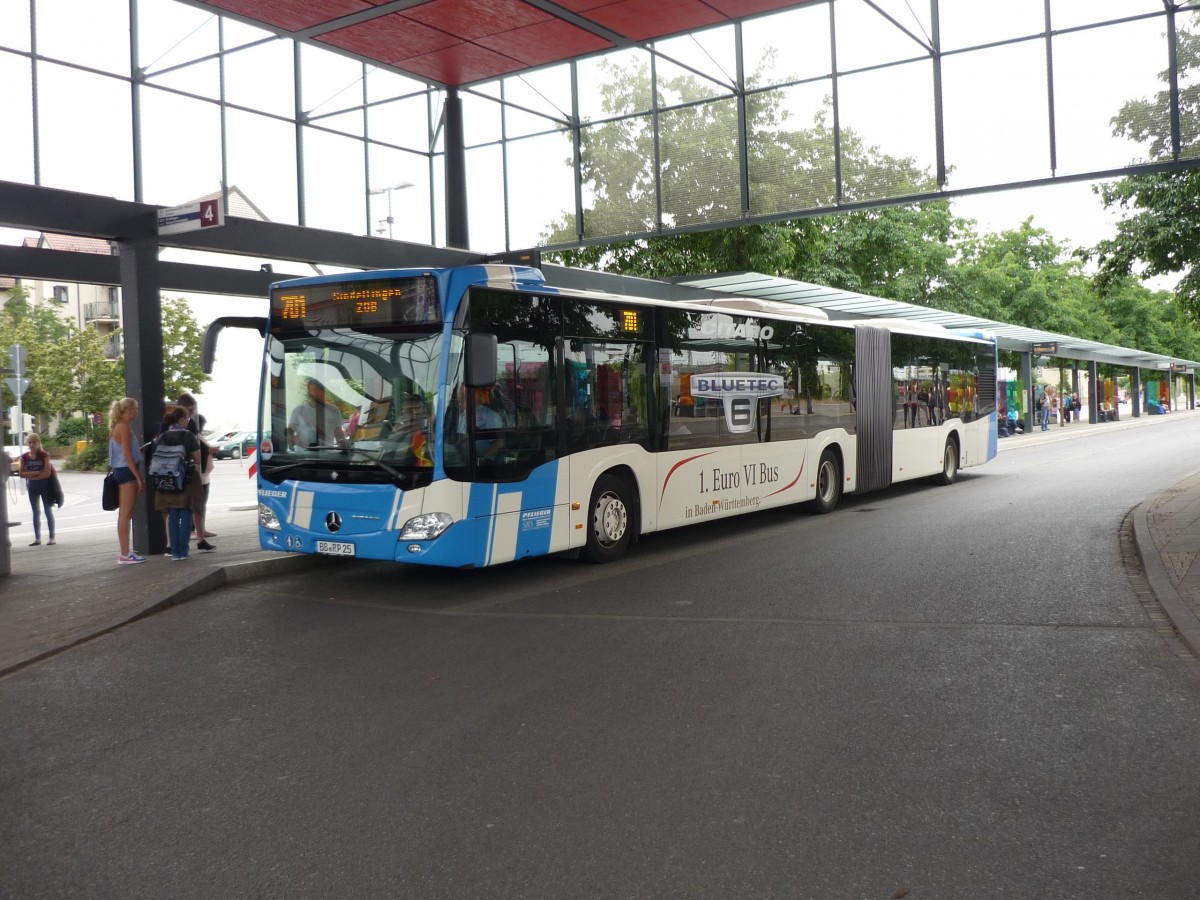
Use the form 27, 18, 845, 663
29, 540, 41, 546
128, 551, 144, 561
174, 555, 191, 561
47, 539, 56, 546
197, 540, 216, 552
118, 554, 146, 565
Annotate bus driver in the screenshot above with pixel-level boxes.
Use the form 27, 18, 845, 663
287, 378, 346, 448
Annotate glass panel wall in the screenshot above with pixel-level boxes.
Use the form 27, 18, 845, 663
140, 88, 223, 206
37, 61, 133, 198
0, 0, 1186, 255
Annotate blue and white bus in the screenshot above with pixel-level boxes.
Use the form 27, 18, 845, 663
204, 265, 997, 567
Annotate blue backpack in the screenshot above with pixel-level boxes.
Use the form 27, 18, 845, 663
148, 441, 188, 493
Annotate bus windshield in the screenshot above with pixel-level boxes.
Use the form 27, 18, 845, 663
259, 328, 442, 486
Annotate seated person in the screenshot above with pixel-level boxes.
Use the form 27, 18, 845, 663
448, 385, 508, 464
472, 387, 507, 461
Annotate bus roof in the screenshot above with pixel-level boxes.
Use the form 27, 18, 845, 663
269, 266, 991, 345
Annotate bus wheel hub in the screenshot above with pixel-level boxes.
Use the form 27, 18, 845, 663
596, 495, 627, 545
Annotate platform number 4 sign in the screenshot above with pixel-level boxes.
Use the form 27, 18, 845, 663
200, 199, 220, 228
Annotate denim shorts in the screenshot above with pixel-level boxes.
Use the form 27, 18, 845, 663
112, 466, 138, 485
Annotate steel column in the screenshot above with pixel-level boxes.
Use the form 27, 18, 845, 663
1088, 360, 1099, 424
1021, 351, 1034, 434
117, 234, 167, 555
444, 90, 469, 250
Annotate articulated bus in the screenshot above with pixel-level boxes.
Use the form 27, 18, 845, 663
204, 265, 997, 567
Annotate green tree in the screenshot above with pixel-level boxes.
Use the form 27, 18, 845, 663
36, 323, 125, 425
1093, 22, 1200, 319
937, 220, 1096, 336
0, 284, 70, 423
545, 59, 967, 303
160, 296, 211, 401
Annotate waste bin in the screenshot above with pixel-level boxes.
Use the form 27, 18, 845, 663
76, 440, 87, 455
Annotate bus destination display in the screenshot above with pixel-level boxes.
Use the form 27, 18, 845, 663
271, 277, 440, 330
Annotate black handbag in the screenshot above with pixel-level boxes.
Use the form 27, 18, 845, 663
101, 470, 119, 511
48, 469, 64, 508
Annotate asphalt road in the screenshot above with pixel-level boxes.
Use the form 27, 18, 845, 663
4, 422, 1200, 899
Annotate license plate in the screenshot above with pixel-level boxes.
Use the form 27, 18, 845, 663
316, 540, 355, 557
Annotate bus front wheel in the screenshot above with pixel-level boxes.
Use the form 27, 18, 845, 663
810, 450, 842, 515
581, 474, 633, 563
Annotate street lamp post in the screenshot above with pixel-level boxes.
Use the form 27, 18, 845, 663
368, 182, 414, 239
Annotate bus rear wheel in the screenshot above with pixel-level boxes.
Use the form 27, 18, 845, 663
581, 474, 633, 563
932, 436, 959, 486
810, 450, 841, 514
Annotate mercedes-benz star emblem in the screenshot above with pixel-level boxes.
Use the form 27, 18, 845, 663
325, 511, 342, 533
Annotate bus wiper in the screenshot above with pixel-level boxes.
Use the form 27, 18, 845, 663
261, 448, 416, 487
259, 446, 346, 475
348, 446, 406, 479
260, 460, 311, 475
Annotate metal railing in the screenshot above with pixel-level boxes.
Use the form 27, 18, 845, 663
84, 301, 119, 322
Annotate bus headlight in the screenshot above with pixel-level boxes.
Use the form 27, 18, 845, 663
400, 512, 453, 540
259, 503, 282, 531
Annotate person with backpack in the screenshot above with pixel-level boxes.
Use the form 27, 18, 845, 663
151, 394, 217, 555
151, 405, 202, 561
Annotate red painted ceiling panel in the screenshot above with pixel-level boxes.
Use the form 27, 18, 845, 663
707, 0, 819, 15
201, 0, 370, 32
317, 13, 460, 62
583, 0, 726, 42
196, 0, 818, 87
403, 0, 551, 41
475, 18, 613, 66
552, 0, 623, 11
402, 41, 527, 85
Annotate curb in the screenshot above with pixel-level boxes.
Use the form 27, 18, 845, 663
1131, 498, 1200, 659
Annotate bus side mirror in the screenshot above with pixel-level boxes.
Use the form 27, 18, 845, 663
465, 333, 497, 388
202, 316, 266, 374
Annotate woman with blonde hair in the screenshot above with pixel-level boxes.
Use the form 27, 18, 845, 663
109, 397, 146, 564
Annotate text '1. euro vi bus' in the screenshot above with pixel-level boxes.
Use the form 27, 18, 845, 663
202, 265, 997, 567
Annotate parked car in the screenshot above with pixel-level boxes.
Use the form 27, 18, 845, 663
4, 444, 22, 476
214, 432, 257, 460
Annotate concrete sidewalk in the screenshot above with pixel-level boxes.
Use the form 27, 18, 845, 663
0, 489, 321, 676
2, 410, 1200, 676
